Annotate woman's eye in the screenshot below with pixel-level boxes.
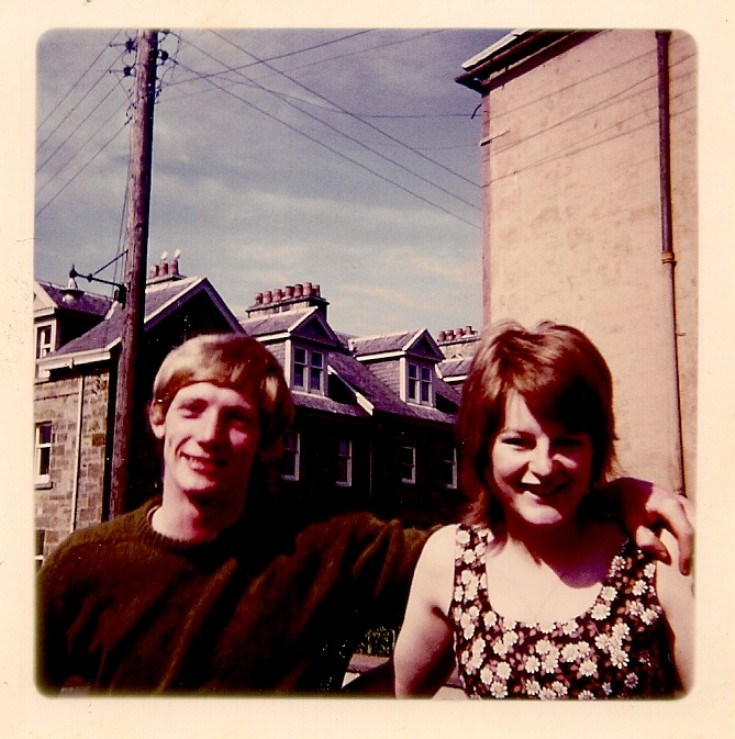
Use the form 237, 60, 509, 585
556, 437, 582, 448
502, 436, 530, 448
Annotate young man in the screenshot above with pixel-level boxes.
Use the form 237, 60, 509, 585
37, 334, 694, 694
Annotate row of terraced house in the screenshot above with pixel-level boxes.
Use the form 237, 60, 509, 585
33, 260, 480, 562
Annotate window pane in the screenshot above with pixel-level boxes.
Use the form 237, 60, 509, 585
38, 423, 52, 444
293, 364, 305, 387
311, 351, 323, 369
294, 347, 306, 363
420, 382, 430, 403
310, 368, 322, 391
39, 447, 50, 476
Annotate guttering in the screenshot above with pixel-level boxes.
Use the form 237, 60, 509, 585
37, 347, 112, 372
656, 30, 686, 493
456, 30, 597, 93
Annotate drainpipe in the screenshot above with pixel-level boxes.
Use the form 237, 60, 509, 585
656, 30, 686, 494
70, 375, 84, 532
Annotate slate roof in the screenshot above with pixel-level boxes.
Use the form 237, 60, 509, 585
348, 330, 421, 356
36, 280, 113, 318
438, 356, 474, 381
328, 352, 457, 424
42, 277, 240, 360
240, 311, 309, 338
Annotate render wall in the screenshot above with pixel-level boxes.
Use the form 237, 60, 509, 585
34, 369, 110, 558
480, 30, 697, 495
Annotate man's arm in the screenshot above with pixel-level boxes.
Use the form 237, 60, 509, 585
600, 478, 694, 575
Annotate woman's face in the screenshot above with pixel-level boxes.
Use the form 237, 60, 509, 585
489, 390, 594, 530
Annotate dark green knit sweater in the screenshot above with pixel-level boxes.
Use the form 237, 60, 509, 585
38, 499, 429, 694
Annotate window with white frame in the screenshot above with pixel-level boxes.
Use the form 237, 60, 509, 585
35, 422, 52, 484
407, 362, 432, 405
440, 446, 458, 489
336, 439, 352, 487
400, 444, 416, 484
292, 347, 325, 394
35, 323, 53, 359
35, 530, 46, 571
281, 431, 301, 480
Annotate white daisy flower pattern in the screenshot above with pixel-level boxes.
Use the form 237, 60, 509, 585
449, 527, 676, 699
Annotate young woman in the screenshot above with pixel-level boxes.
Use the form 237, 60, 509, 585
394, 321, 693, 699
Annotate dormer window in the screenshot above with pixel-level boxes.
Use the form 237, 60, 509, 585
35, 323, 54, 359
293, 346, 325, 394
407, 362, 433, 405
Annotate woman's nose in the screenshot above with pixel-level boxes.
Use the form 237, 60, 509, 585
528, 444, 554, 477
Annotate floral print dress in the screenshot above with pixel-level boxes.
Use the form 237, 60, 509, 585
450, 525, 678, 699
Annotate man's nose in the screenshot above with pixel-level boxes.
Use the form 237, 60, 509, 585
198, 409, 225, 443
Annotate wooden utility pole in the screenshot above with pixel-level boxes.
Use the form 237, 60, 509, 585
109, 30, 159, 518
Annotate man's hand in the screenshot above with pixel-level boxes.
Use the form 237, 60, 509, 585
604, 477, 694, 575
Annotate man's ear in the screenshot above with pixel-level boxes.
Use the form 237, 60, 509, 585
149, 403, 166, 440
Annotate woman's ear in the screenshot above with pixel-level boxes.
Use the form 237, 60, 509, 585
149, 403, 166, 440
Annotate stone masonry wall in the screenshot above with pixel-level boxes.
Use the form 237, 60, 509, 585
34, 369, 110, 558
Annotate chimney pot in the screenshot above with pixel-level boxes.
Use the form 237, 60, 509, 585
284, 285, 294, 299
314, 283, 321, 297
304, 282, 313, 297
293, 283, 303, 298
446, 330, 455, 340
456, 328, 465, 337
149, 265, 159, 278
263, 290, 272, 304
273, 288, 283, 302
170, 259, 179, 276
254, 292, 263, 305
465, 325, 473, 336
438, 330, 446, 342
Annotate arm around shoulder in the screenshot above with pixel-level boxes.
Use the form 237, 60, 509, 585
393, 525, 457, 697
655, 529, 694, 693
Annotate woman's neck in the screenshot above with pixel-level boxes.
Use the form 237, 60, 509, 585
500, 515, 585, 569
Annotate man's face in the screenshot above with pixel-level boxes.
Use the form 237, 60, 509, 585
150, 381, 261, 524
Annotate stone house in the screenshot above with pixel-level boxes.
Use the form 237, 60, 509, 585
457, 29, 697, 496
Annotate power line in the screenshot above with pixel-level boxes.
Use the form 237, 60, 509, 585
175, 42, 479, 212
36, 82, 123, 174
36, 30, 123, 134
212, 30, 479, 189
170, 56, 479, 230
35, 120, 129, 218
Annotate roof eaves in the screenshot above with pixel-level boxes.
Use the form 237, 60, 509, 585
456, 30, 593, 92
354, 350, 403, 362
37, 346, 111, 371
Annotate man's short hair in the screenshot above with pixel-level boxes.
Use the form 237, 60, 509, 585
149, 333, 294, 461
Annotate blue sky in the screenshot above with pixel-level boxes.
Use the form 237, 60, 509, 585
35, 28, 507, 337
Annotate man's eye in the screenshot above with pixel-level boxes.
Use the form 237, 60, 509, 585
178, 402, 204, 416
